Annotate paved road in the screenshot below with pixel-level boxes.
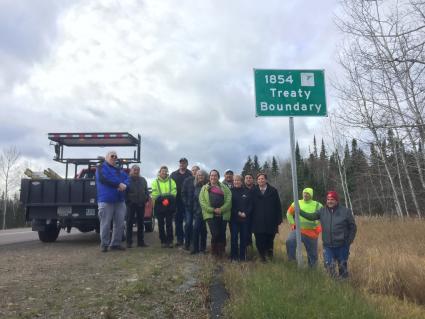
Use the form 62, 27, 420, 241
0, 227, 96, 246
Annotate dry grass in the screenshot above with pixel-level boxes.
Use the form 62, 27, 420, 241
349, 217, 425, 303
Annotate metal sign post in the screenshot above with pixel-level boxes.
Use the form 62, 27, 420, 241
289, 116, 303, 267
254, 69, 327, 268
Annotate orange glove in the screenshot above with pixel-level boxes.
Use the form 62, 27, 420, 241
162, 198, 169, 207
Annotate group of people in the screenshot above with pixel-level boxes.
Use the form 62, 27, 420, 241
147, 158, 283, 263
96, 151, 357, 279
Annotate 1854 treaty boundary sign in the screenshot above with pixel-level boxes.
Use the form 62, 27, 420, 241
254, 69, 327, 117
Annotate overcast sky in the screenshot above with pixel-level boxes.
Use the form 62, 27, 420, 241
0, 0, 342, 181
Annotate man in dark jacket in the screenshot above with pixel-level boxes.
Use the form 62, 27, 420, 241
181, 165, 200, 250
170, 158, 192, 246
126, 165, 149, 248
251, 173, 282, 262
96, 151, 129, 252
230, 175, 252, 261
244, 173, 255, 248
222, 169, 234, 189
300, 191, 357, 278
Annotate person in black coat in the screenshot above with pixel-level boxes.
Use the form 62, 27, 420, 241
244, 173, 255, 247
230, 175, 252, 261
191, 169, 208, 254
251, 173, 282, 262
125, 165, 149, 248
181, 165, 200, 250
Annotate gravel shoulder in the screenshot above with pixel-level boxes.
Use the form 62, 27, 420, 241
0, 231, 215, 319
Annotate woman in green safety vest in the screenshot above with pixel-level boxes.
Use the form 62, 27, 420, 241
151, 166, 177, 248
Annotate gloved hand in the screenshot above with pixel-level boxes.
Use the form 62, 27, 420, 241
162, 198, 169, 207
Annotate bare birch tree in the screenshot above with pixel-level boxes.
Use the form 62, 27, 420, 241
0, 147, 21, 229
334, 0, 425, 217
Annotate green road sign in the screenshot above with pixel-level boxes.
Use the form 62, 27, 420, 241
254, 69, 327, 117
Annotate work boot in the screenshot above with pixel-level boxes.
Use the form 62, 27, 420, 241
215, 243, 225, 259
210, 243, 217, 256
267, 249, 274, 261
219, 243, 226, 258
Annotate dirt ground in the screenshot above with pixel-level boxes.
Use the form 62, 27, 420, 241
0, 231, 215, 319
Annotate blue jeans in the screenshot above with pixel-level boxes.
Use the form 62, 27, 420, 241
230, 221, 249, 261
286, 231, 318, 267
175, 201, 185, 244
323, 245, 350, 278
192, 213, 207, 252
184, 208, 194, 248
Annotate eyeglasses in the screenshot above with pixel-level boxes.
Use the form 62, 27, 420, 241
110, 154, 117, 159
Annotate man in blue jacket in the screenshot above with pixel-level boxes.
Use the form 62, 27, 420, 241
96, 151, 129, 252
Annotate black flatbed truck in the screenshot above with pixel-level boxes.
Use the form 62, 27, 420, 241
20, 132, 153, 242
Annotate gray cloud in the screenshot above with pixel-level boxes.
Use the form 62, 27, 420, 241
0, 0, 340, 181
0, 0, 76, 88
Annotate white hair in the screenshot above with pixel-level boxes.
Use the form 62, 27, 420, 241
106, 150, 117, 158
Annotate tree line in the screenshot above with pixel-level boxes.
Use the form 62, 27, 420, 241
241, 134, 424, 218
333, 0, 425, 217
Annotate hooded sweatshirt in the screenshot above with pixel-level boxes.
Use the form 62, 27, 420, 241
287, 187, 322, 239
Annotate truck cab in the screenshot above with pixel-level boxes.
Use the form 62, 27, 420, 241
20, 132, 154, 242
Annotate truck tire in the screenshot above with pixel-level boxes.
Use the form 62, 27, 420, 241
38, 221, 60, 242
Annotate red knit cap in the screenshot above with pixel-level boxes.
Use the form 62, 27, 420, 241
326, 191, 339, 201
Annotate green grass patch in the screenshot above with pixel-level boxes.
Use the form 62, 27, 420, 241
223, 261, 384, 319
119, 279, 152, 298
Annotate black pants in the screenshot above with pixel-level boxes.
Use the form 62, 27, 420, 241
192, 213, 207, 252
255, 233, 275, 260
207, 216, 227, 245
246, 216, 253, 246
157, 210, 174, 244
126, 203, 145, 246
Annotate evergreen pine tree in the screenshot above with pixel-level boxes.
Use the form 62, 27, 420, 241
320, 139, 327, 161
241, 156, 253, 177
295, 142, 304, 190
263, 160, 270, 175
271, 156, 279, 177
253, 155, 261, 177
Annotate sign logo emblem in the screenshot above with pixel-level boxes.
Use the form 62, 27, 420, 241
301, 73, 315, 87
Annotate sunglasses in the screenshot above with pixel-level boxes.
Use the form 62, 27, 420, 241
110, 154, 118, 159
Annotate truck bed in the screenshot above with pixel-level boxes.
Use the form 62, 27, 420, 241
20, 178, 98, 221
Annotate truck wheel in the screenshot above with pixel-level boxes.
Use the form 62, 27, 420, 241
38, 221, 60, 242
